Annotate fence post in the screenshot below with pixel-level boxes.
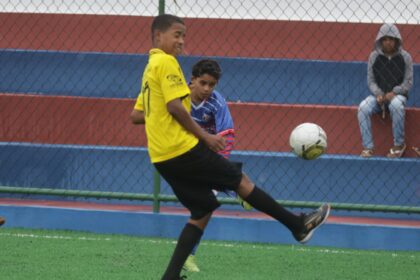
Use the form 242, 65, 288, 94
159, 0, 165, 15
152, 0, 165, 213
152, 168, 161, 213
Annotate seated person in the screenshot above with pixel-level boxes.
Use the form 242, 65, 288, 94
357, 23, 413, 158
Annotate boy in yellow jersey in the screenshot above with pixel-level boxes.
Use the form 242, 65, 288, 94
131, 14, 331, 280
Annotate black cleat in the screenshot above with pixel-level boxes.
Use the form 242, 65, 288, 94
293, 203, 330, 244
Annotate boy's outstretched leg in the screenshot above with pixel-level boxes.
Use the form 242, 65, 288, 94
161, 213, 212, 280
237, 174, 330, 243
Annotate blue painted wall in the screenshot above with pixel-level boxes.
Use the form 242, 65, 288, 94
1, 49, 419, 106
1, 143, 418, 208
1, 205, 419, 251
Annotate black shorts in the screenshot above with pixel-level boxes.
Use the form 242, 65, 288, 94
154, 141, 242, 220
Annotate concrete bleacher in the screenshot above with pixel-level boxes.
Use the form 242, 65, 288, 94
1, 13, 419, 62
1, 93, 419, 157
0, 49, 419, 157
1, 49, 419, 106
1, 142, 418, 208
0, 47, 418, 208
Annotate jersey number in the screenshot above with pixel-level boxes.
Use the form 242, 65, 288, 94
142, 81, 151, 116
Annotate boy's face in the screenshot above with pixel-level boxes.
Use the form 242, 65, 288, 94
381, 36, 397, 55
155, 22, 186, 56
190, 74, 218, 102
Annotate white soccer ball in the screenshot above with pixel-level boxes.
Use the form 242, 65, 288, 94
289, 123, 327, 160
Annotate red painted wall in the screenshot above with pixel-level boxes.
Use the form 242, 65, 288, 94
1, 13, 419, 62
1, 94, 419, 157
0, 94, 146, 146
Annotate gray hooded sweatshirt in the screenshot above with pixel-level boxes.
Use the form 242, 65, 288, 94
367, 23, 413, 97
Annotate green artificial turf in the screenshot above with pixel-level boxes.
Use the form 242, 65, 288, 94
0, 228, 418, 280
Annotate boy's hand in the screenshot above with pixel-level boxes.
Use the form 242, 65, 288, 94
384, 92, 396, 102
376, 95, 384, 104
203, 133, 226, 152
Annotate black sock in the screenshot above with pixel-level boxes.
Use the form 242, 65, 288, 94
244, 186, 303, 232
161, 223, 203, 280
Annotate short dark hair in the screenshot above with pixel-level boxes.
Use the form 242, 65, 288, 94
151, 14, 184, 40
192, 59, 222, 81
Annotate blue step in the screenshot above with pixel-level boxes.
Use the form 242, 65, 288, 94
0, 142, 418, 209
1, 49, 419, 106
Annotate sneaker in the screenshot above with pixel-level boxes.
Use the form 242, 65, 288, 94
360, 149, 373, 158
183, 255, 200, 272
413, 147, 420, 157
293, 204, 331, 244
0, 216, 5, 226
387, 144, 406, 158
238, 196, 253, 211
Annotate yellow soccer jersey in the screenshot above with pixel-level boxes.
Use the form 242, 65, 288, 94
134, 49, 198, 163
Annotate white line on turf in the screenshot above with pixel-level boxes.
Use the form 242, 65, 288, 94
0, 231, 416, 259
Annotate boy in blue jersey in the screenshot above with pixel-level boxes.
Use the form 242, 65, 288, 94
183, 59, 251, 272
190, 60, 234, 159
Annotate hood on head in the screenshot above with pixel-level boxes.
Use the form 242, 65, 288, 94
375, 23, 402, 52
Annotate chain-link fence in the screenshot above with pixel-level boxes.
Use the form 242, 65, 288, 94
0, 0, 419, 214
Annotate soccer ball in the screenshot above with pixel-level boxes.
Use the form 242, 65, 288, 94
289, 123, 327, 160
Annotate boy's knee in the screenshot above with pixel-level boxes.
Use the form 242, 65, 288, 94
358, 101, 370, 115
240, 173, 253, 186
237, 173, 254, 198
359, 96, 376, 111
189, 212, 213, 230
389, 98, 405, 112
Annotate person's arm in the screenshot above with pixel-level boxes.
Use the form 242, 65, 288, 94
218, 129, 235, 158
214, 95, 235, 158
130, 109, 145, 125
167, 98, 225, 152
392, 50, 413, 96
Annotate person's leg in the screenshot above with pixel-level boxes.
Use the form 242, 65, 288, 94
190, 239, 200, 256
236, 173, 330, 243
388, 95, 406, 146
236, 174, 303, 232
182, 214, 211, 273
161, 213, 212, 280
357, 95, 381, 150
155, 141, 244, 278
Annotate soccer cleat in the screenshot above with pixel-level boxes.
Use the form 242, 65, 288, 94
293, 203, 330, 244
183, 255, 200, 272
238, 196, 253, 211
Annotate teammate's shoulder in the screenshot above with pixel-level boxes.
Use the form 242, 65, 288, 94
211, 91, 229, 106
212, 90, 227, 101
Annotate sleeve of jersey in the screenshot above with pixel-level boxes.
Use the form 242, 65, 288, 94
160, 57, 190, 103
214, 96, 235, 158
133, 92, 144, 111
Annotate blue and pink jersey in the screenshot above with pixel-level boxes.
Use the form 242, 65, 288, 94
191, 90, 235, 158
